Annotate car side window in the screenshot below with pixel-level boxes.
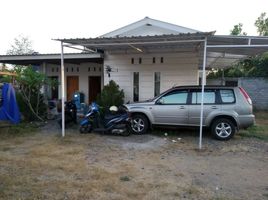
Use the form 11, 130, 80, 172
220, 89, 235, 103
191, 90, 216, 104
158, 90, 188, 104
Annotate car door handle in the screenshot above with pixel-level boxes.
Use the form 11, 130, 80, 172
179, 106, 185, 109
211, 106, 218, 109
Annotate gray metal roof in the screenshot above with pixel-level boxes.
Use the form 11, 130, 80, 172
56, 33, 268, 68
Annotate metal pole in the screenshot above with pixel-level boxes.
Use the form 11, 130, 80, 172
199, 37, 207, 149
60, 42, 65, 137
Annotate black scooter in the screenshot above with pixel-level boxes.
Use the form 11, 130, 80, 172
79, 102, 131, 136
58, 101, 77, 127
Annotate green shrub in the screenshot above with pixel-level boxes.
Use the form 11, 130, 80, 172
96, 80, 124, 109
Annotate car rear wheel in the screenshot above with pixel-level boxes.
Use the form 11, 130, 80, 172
131, 114, 149, 134
211, 118, 235, 140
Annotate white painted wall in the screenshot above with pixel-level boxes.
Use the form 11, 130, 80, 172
46, 62, 103, 103
103, 52, 199, 103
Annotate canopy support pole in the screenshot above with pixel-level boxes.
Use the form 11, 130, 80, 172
60, 42, 65, 137
199, 37, 207, 149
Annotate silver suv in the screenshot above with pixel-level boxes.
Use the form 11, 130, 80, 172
125, 86, 255, 140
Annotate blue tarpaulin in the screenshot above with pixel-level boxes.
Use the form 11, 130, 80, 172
0, 83, 20, 124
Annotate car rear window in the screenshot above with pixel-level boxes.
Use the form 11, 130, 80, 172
220, 89, 235, 103
191, 91, 216, 104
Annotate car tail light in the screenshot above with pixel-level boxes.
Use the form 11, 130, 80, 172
239, 87, 252, 105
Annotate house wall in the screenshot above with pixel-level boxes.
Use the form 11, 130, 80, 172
103, 52, 199, 102
45, 62, 103, 103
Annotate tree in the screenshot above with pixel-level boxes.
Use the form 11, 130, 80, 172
255, 12, 268, 36
96, 80, 124, 109
230, 23, 247, 36
6, 35, 35, 55
15, 66, 48, 121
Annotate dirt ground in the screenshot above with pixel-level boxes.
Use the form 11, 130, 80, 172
0, 121, 267, 200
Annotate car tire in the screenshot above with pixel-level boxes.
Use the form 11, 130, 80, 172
131, 114, 149, 134
211, 118, 235, 140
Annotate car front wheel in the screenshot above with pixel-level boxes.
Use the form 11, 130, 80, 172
211, 118, 235, 140
131, 114, 149, 134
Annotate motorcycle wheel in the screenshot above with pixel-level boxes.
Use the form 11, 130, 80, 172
79, 125, 91, 134
121, 127, 131, 136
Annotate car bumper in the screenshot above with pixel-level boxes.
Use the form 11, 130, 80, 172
238, 114, 255, 129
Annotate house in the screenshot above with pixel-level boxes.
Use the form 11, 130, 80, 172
1, 17, 268, 104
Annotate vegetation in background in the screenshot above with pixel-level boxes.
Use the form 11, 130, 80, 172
230, 23, 247, 36
96, 80, 124, 108
255, 12, 268, 36
6, 35, 35, 55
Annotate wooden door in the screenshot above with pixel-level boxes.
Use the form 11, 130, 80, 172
67, 76, 79, 101
88, 76, 101, 103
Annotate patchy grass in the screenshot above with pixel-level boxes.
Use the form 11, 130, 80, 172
120, 175, 131, 182
238, 111, 268, 141
0, 121, 38, 137
0, 114, 267, 200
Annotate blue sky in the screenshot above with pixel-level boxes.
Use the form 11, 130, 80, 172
0, 0, 267, 54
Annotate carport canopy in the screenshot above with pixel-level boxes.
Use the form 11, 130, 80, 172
57, 33, 268, 148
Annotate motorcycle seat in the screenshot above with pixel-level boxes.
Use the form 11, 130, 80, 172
104, 113, 122, 121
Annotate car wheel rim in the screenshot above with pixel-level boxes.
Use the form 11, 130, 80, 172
132, 118, 145, 133
215, 122, 232, 138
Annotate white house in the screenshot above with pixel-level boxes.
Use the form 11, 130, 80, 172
65, 17, 206, 103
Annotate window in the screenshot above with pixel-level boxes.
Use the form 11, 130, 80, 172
191, 91, 216, 104
152, 57, 156, 64
77, 67, 79, 72
139, 58, 142, 64
220, 89, 235, 103
131, 58, 134, 64
160, 57, 164, 63
154, 72, 160, 97
160, 90, 188, 104
133, 72, 139, 102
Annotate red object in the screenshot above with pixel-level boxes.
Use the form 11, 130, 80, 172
239, 87, 252, 105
